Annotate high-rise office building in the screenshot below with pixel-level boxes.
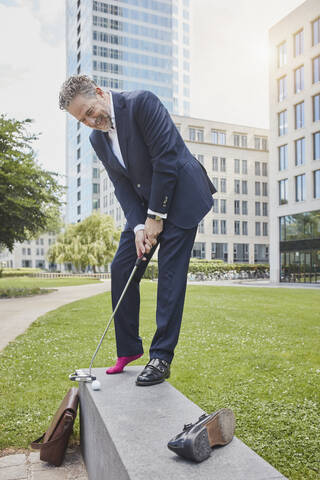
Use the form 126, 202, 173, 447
65, 0, 191, 224
100, 114, 269, 263
269, 0, 320, 283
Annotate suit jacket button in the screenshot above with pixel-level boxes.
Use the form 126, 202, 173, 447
137, 184, 141, 188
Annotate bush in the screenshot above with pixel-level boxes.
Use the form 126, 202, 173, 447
1, 268, 42, 278
0, 287, 54, 298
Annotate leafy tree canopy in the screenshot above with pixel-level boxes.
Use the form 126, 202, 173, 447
47, 212, 120, 272
0, 115, 64, 251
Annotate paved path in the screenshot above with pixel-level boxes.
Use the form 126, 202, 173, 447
188, 278, 320, 289
0, 280, 111, 351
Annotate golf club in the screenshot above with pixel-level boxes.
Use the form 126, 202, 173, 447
69, 255, 147, 383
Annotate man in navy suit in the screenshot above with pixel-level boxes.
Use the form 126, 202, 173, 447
59, 75, 216, 386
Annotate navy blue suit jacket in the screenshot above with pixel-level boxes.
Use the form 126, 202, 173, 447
89, 90, 216, 230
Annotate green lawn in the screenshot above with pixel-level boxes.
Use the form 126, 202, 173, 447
0, 283, 319, 479
0, 276, 102, 297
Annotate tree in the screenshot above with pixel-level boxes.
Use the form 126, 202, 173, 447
47, 213, 120, 272
0, 115, 63, 251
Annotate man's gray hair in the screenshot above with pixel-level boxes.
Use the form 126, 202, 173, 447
59, 75, 98, 110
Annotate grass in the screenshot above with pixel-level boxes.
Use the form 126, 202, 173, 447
0, 283, 319, 479
0, 276, 102, 298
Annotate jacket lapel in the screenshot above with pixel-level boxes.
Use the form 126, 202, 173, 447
110, 91, 129, 170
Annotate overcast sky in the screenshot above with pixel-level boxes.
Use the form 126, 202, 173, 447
0, 0, 305, 177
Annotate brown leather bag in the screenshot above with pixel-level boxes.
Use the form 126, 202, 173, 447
31, 387, 79, 466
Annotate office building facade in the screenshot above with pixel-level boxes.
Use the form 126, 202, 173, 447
100, 114, 269, 263
65, 0, 191, 224
269, 0, 320, 283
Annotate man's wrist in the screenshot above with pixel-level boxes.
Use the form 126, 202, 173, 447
134, 224, 145, 234
147, 213, 163, 221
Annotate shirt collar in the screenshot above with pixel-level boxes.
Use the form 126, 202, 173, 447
108, 91, 116, 130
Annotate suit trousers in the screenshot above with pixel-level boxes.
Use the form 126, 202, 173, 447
110, 219, 197, 363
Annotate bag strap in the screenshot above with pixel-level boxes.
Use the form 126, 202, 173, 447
31, 413, 74, 449
31, 434, 45, 449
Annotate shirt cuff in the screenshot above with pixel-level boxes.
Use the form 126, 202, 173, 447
147, 209, 167, 219
134, 224, 145, 234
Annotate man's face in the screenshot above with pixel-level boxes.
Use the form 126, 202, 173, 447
67, 88, 113, 131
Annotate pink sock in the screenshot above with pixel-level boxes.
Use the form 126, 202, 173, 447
106, 354, 143, 374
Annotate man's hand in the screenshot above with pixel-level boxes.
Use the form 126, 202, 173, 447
135, 229, 153, 260
145, 217, 163, 246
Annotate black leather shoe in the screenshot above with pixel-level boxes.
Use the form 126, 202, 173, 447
167, 408, 235, 462
136, 358, 170, 386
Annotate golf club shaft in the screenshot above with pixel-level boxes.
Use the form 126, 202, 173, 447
88, 257, 144, 375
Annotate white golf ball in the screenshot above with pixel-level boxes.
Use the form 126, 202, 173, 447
91, 380, 101, 391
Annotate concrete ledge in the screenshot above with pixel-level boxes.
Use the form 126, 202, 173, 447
79, 367, 287, 480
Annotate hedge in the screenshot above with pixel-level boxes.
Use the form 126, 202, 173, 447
0, 268, 42, 278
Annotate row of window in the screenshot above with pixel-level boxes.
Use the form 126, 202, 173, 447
212, 199, 268, 216
277, 56, 320, 100
279, 169, 320, 204
188, 127, 267, 150
198, 220, 268, 236
93, 0, 172, 15
211, 178, 268, 196
277, 18, 320, 68
92, 60, 173, 83
278, 98, 320, 136
92, 45, 173, 69
192, 242, 269, 263
278, 132, 320, 170
93, 2, 172, 28
93, 31, 172, 56
93, 16, 171, 41
22, 248, 45, 256
93, 75, 173, 101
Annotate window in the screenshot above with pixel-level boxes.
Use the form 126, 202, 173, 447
220, 220, 227, 234
233, 134, 240, 147
212, 156, 218, 171
212, 220, 219, 234
192, 242, 205, 259
241, 136, 247, 147
242, 180, 248, 194
77, 134, 81, 144
93, 167, 99, 179
262, 163, 268, 176
233, 243, 249, 263
242, 160, 247, 174
212, 130, 226, 145
295, 137, 305, 165
77, 148, 81, 159
242, 201, 248, 215
255, 162, 261, 175
189, 127, 203, 142
295, 102, 305, 129
313, 94, 320, 122
220, 178, 227, 193
234, 179, 240, 194
278, 76, 287, 101
77, 205, 81, 215
255, 222, 261, 236
262, 182, 268, 196
295, 174, 306, 202
262, 223, 268, 236
197, 154, 204, 165
234, 221, 240, 235
220, 199, 227, 214
294, 30, 304, 57
294, 66, 304, 93
234, 200, 240, 215
242, 221, 248, 236
255, 182, 261, 196
77, 177, 81, 187
77, 163, 81, 174
211, 243, 228, 261
262, 138, 268, 151
198, 219, 205, 233
277, 41, 287, 67
220, 157, 226, 172
93, 183, 100, 194
254, 137, 261, 150
262, 202, 268, 216
314, 169, 320, 198
212, 177, 218, 191
77, 191, 81, 201
212, 198, 219, 213
22, 248, 26, 255
312, 18, 320, 46
313, 55, 320, 84
255, 202, 261, 216
279, 144, 288, 170
279, 178, 288, 204
279, 110, 288, 136
313, 131, 320, 160
234, 159, 240, 173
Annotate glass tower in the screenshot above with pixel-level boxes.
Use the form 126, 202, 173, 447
65, 0, 191, 224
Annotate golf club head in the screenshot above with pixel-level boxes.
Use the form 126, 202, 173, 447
69, 369, 96, 382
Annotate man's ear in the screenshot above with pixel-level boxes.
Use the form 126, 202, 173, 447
96, 87, 104, 97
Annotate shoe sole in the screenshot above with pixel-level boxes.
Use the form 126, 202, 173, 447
192, 408, 235, 462
135, 372, 170, 387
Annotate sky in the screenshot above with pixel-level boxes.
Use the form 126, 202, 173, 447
0, 0, 306, 177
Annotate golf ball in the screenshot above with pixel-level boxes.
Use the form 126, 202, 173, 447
91, 380, 101, 391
